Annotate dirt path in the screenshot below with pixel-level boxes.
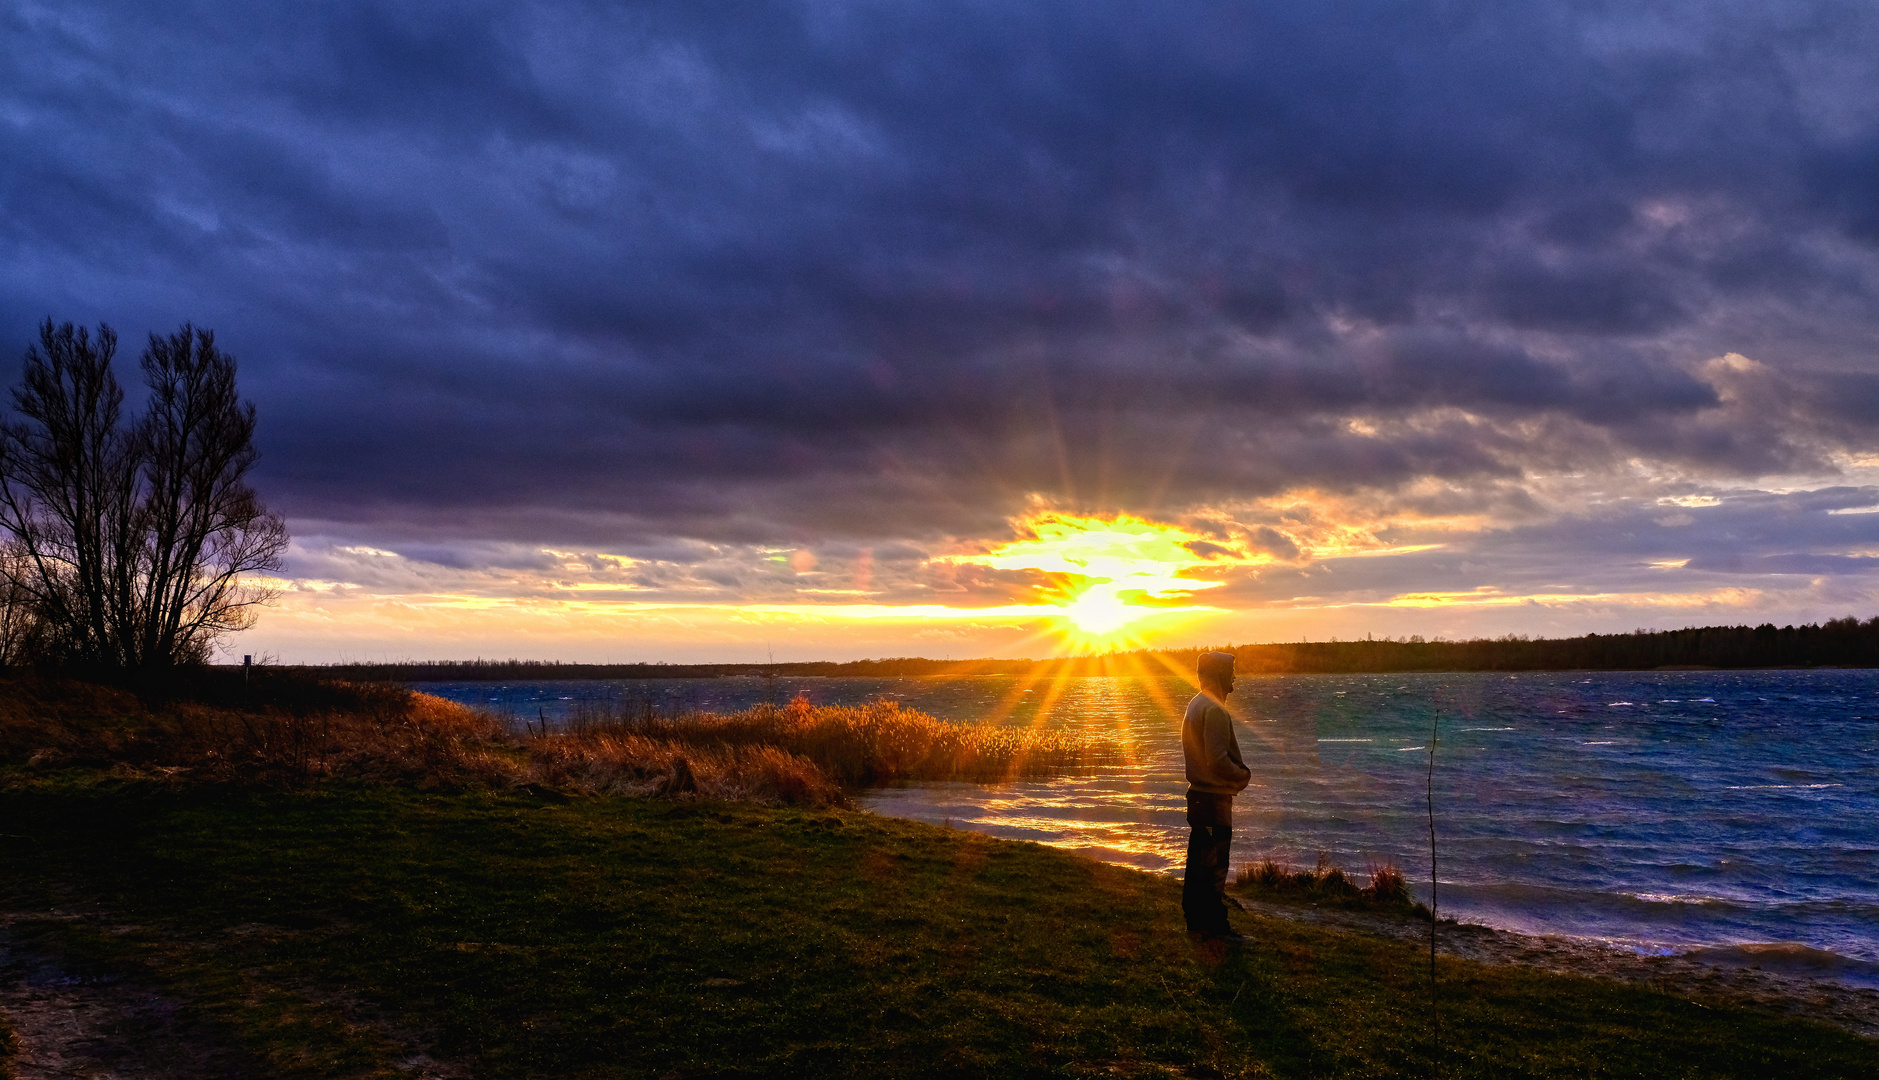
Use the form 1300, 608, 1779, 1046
0, 917, 246, 1080
1239, 898, 1879, 1039
0, 914, 468, 1080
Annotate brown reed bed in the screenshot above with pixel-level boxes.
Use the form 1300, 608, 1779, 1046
1233, 852, 1431, 918
553, 694, 1121, 786
0, 673, 519, 789
0, 677, 1116, 809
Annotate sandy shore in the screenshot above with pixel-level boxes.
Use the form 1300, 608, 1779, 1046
1239, 897, 1879, 1039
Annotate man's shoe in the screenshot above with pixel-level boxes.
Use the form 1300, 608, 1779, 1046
1190, 928, 1250, 945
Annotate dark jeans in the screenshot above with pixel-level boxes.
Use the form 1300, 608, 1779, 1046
1182, 790, 1234, 934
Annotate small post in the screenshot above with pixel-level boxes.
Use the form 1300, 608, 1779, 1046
243, 654, 252, 690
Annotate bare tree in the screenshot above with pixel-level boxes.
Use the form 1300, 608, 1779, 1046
0, 320, 287, 668
0, 321, 136, 664
0, 543, 47, 664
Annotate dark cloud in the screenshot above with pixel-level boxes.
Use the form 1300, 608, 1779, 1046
5, 0, 1879, 558
1684, 552, 1879, 575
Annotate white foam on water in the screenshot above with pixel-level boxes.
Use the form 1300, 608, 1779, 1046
1627, 891, 1735, 905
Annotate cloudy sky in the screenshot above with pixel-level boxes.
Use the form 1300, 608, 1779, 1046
6, 0, 1879, 662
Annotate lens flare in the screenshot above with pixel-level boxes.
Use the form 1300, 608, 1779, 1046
944, 511, 1259, 639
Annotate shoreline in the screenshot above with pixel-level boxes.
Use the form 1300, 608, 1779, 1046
899, 800, 1879, 1041
4, 782, 1876, 1076
1236, 896, 1879, 1039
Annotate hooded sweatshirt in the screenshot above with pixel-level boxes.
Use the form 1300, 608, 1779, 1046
1182, 691, 1251, 795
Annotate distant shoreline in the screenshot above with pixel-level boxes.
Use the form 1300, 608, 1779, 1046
282, 617, 1879, 681
268, 662, 1879, 683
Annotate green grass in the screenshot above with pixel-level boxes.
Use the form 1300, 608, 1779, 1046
0, 781, 1872, 1078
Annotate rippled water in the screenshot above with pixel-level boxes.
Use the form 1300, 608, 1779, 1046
419, 670, 1879, 976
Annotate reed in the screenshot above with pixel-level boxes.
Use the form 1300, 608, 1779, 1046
541, 694, 1121, 786
526, 729, 845, 806
0, 679, 1117, 808
0, 673, 516, 788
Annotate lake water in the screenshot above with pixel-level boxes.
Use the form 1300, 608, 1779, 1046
417, 670, 1879, 980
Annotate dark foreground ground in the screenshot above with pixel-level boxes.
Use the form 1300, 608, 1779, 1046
1, 781, 1875, 1079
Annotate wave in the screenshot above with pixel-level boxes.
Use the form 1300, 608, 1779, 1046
1625, 891, 1747, 907
1448, 880, 1879, 919
1723, 783, 1844, 791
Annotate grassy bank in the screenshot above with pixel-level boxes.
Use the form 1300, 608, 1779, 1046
1, 674, 1875, 1077
1, 780, 1875, 1079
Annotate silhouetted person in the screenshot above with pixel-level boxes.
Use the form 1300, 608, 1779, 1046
1182, 650, 1251, 941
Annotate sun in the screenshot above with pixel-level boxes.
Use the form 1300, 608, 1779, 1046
944, 510, 1263, 643
1059, 586, 1140, 636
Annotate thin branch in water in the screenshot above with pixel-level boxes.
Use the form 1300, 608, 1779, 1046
1427, 701, 1440, 1076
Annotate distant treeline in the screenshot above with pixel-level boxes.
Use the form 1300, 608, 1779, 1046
306, 617, 1879, 682
312, 656, 1031, 682
1217, 615, 1879, 673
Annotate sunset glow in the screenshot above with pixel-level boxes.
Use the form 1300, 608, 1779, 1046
13, 11, 1879, 1071
944, 512, 1245, 637
23, 3, 1875, 666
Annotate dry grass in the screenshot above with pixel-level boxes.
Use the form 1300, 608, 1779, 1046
1234, 853, 1428, 916
561, 695, 1120, 786
528, 730, 843, 805
0, 674, 516, 788
0, 679, 1114, 809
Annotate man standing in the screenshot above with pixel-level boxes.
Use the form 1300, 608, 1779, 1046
1182, 650, 1251, 942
